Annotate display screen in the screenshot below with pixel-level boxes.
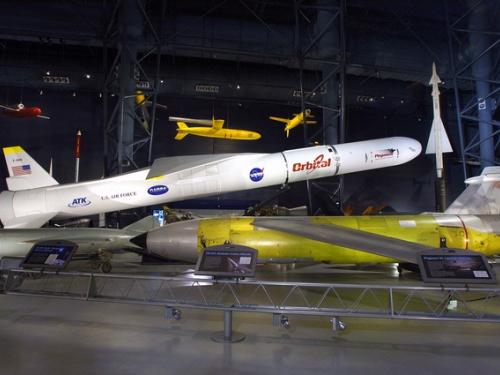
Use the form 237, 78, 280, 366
22, 241, 78, 269
418, 251, 496, 284
195, 245, 257, 277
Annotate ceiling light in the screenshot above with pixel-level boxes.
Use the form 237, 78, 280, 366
46, 71, 51, 76
85, 74, 91, 79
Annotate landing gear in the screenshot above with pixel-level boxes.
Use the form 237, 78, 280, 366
101, 261, 112, 274
89, 250, 113, 273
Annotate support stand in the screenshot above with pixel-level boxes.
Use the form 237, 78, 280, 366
211, 310, 245, 343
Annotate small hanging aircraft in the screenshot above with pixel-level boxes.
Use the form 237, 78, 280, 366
135, 91, 168, 131
168, 116, 262, 141
0, 103, 50, 119
269, 108, 316, 137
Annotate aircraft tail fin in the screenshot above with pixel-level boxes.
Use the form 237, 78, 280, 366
269, 116, 289, 124
175, 122, 189, 140
123, 215, 156, 234
445, 167, 500, 215
3, 146, 58, 191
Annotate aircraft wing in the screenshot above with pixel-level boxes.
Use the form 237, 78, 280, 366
36, 115, 50, 120
0, 104, 14, 111
147, 153, 241, 179
253, 217, 433, 263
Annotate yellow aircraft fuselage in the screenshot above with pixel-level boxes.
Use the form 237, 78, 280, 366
193, 215, 500, 264
176, 126, 261, 141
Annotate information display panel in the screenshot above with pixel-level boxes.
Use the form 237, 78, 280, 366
195, 244, 257, 278
22, 240, 78, 270
418, 249, 496, 284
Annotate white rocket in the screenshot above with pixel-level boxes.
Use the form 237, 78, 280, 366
0, 136, 421, 228
426, 63, 452, 178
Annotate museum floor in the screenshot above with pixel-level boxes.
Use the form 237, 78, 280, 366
1, 258, 499, 375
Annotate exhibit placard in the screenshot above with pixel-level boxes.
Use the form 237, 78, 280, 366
418, 249, 496, 284
195, 244, 257, 278
22, 240, 78, 270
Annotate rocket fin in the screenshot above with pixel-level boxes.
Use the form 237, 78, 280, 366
425, 117, 453, 154
175, 132, 188, 141
2, 212, 56, 229
445, 167, 500, 215
212, 119, 225, 130
3, 146, 58, 191
175, 122, 189, 140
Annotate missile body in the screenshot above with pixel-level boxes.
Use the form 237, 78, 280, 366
137, 214, 500, 264
0, 137, 420, 228
426, 63, 452, 178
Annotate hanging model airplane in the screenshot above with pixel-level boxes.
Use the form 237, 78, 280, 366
0, 103, 50, 119
0, 136, 421, 228
135, 91, 168, 131
0, 216, 155, 273
269, 108, 316, 138
168, 116, 262, 141
133, 167, 500, 265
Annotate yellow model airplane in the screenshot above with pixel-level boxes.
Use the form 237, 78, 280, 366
269, 108, 316, 137
138, 167, 500, 267
135, 91, 168, 130
168, 116, 261, 141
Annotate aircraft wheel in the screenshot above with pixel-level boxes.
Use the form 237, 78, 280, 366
90, 261, 101, 270
101, 262, 112, 274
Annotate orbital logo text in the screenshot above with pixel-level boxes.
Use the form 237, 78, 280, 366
249, 167, 264, 182
68, 197, 91, 208
292, 154, 331, 172
148, 185, 169, 196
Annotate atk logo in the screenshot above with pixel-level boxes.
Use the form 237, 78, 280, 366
148, 185, 169, 196
68, 197, 91, 208
249, 167, 264, 182
292, 154, 331, 172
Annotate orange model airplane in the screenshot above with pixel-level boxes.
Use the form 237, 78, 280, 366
269, 108, 316, 137
0, 103, 50, 119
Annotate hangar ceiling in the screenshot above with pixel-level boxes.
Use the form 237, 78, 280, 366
0, 0, 498, 214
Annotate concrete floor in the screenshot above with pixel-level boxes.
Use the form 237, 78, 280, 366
1, 259, 500, 375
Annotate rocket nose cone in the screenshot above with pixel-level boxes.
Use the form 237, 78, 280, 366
401, 137, 422, 161
146, 219, 200, 263
34, 108, 42, 115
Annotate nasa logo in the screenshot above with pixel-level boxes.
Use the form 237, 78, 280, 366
249, 167, 264, 182
148, 185, 169, 196
68, 197, 91, 208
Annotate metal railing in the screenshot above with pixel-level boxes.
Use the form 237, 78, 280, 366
3, 269, 500, 323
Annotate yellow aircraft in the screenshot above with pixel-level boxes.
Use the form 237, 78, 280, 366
135, 91, 168, 131
168, 116, 261, 141
138, 167, 500, 267
269, 108, 317, 138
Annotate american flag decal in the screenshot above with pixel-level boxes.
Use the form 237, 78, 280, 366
12, 164, 31, 176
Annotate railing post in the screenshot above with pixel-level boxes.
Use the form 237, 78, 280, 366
211, 310, 245, 343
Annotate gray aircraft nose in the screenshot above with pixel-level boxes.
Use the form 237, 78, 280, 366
142, 219, 201, 263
